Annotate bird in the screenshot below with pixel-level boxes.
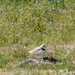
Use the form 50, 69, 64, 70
48, 56, 61, 64
29, 44, 46, 55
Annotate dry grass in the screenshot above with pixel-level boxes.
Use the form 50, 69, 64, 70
0, 70, 75, 75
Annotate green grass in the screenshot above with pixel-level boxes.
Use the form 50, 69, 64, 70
0, 0, 75, 46
0, 0, 75, 74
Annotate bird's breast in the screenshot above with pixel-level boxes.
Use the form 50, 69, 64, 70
33, 50, 44, 55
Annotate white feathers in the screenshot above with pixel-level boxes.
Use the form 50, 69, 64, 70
29, 44, 46, 55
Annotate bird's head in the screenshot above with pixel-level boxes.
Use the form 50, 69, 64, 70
40, 44, 46, 51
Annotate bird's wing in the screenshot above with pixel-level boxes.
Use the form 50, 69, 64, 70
29, 47, 41, 54
33, 49, 42, 54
